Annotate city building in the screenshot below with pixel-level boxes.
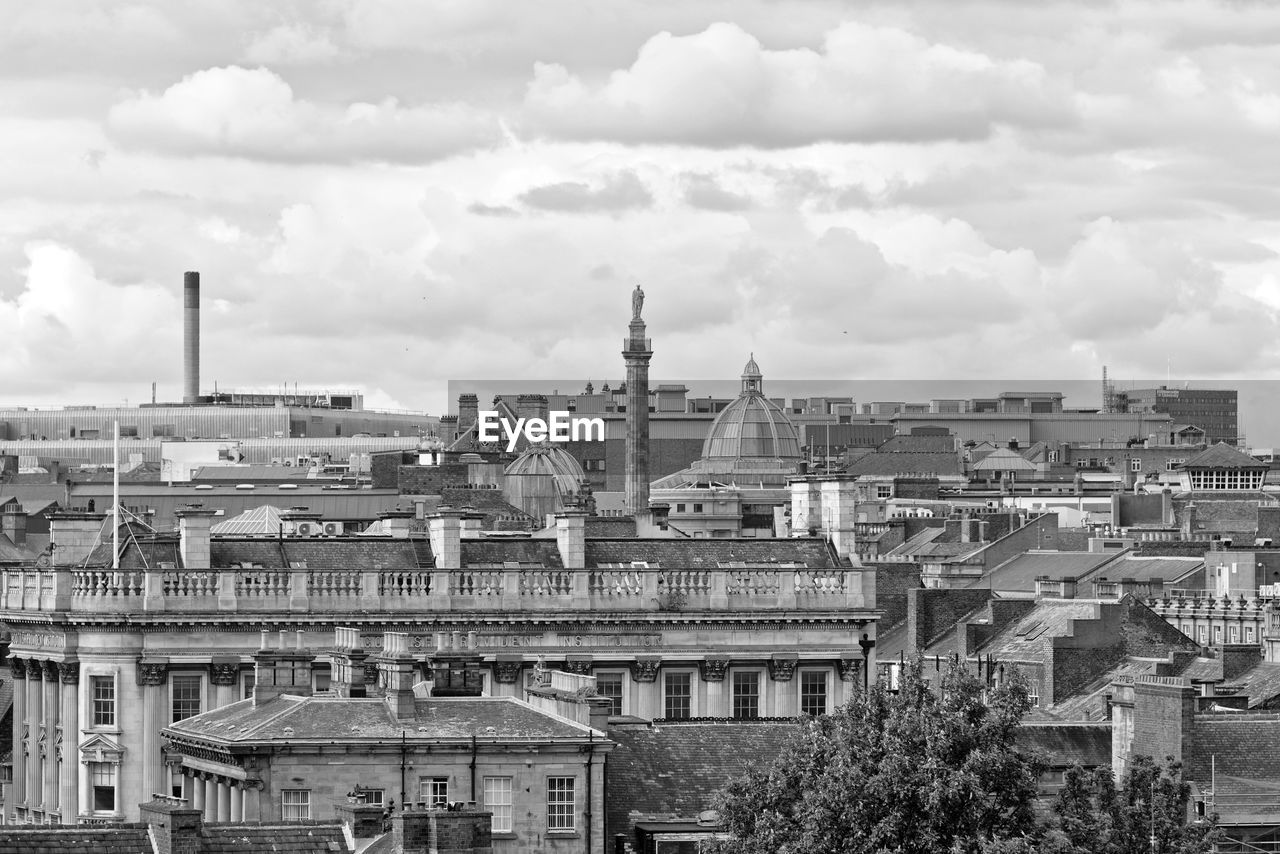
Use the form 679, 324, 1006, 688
1115, 386, 1239, 445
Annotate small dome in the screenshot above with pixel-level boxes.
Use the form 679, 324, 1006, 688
702, 355, 802, 462
504, 445, 586, 494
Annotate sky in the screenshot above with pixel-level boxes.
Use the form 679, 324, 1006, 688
3, 1, 1280, 428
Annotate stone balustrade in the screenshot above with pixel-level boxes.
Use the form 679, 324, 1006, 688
0, 565, 869, 615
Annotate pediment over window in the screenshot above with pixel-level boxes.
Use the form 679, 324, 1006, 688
79, 733, 124, 765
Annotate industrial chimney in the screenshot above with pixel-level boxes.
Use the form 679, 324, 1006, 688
183, 271, 200, 404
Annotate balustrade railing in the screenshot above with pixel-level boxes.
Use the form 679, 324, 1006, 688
0, 565, 870, 614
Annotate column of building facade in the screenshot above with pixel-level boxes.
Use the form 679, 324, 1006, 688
58, 660, 79, 822
10, 658, 26, 814
203, 774, 218, 822
210, 660, 240, 711
631, 658, 661, 718
700, 658, 728, 718
137, 661, 167, 806
190, 769, 205, 814
26, 657, 42, 817
229, 781, 244, 821
41, 660, 60, 817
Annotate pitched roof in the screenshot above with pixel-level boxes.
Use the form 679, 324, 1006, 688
969, 551, 1125, 594
971, 447, 1038, 472
85, 535, 433, 570
1187, 716, 1280, 786
1014, 723, 1111, 767
844, 452, 962, 478
877, 435, 957, 454
584, 537, 842, 568
210, 505, 286, 535
167, 695, 598, 745
606, 721, 798, 841
977, 599, 1103, 662
1224, 661, 1280, 708
1183, 442, 1266, 470
202, 823, 350, 853
0, 825, 152, 854
0, 531, 37, 564
1088, 555, 1203, 585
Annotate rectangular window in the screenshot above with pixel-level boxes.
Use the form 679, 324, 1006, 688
484, 776, 513, 833
1230, 625, 1241, 643
1248, 626, 1258, 643
733, 671, 760, 720
91, 676, 116, 727
663, 671, 691, 720
171, 675, 202, 722
1198, 625, 1208, 643
242, 673, 255, 700
1130, 458, 1142, 472
595, 672, 624, 716
1214, 625, 1223, 643
419, 776, 449, 808
693, 503, 704, 513
547, 776, 576, 831
361, 789, 385, 806
876, 485, 892, 499
282, 789, 311, 821
800, 671, 828, 717
90, 762, 116, 813
1181, 623, 1193, 636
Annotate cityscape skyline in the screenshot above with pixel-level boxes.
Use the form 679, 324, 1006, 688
3, 2, 1280, 419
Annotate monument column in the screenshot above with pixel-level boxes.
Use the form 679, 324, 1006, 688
623, 285, 653, 514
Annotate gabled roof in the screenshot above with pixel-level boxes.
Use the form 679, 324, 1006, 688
1183, 442, 1266, 470
167, 694, 599, 745
607, 721, 798, 842
971, 447, 1038, 472
0, 825, 152, 854
0, 531, 37, 564
1014, 723, 1111, 767
969, 551, 1124, 594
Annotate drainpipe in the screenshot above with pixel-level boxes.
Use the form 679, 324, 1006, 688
470, 734, 478, 804
585, 734, 594, 854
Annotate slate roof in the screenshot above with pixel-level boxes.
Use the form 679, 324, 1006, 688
191, 466, 317, 482
461, 538, 562, 566
1014, 723, 1111, 767
877, 435, 958, 454
972, 448, 1038, 472
1187, 716, 1280, 784
606, 720, 798, 843
0, 824, 152, 854
584, 537, 843, 568
69, 462, 165, 483
977, 600, 1103, 662
202, 823, 350, 853
1184, 442, 1267, 470
85, 535, 433, 570
167, 694, 599, 745
844, 452, 963, 478
1089, 555, 1203, 585
585, 517, 637, 538
1224, 661, 1280, 708
0, 531, 37, 563
969, 551, 1125, 594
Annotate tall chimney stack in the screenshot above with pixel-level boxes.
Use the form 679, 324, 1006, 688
183, 271, 200, 404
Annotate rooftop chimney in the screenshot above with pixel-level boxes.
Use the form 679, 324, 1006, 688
331, 627, 370, 698
176, 506, 217, 570
183, 271, 200, 405
252, 630, 314, 706
378, 631, 421, 721
140, 795, 203, 854
429, 631, 484, 697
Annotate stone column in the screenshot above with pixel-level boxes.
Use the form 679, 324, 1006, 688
700, 657, 729, 719
59, 660, 79, 821
137, 660, 168, 806
10, 658, 26, 811
230, 783, 244, 822
630, 657, 661, 719
203, 775, 218, 822
192, 772, 206, 813
26, 659, 42, 811
42, 661, 59, 812
244, 782, 261, 821
217, 779, 232, 822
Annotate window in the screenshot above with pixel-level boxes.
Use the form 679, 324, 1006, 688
1214, 625, 1223, 643
419, 776, 449, 808
692, 503, 704, 513
1130, 459, 1142, 472
282, 789, 311, 821
361, 789, 385, 806
484, 777, 513, 833
1248, 626, 1257, 643
663, 671, 691, 720
675, 503, 686, 513
1166, 459, 1184, 472
732, 671, 760, 720
800, 671, 828, 717
876, 485, 892, 499
1181, 623, 1193, 636
171, 675, 202, 722
1027, 683, 1040, 707
91, 676, 116, 727
313, 669, 332, 693
242, 673, 255, 700
595, 672, 624, 716
1230, 625, 1241, 643
90, 762, 116, 813
547, 777, 576, 831
1197, 625, 1208, 643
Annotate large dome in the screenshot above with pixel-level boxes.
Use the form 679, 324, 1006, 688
701, 355, 803, 463
504, 444, 585, 494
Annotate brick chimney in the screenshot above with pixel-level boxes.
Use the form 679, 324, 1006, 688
393, 804, 493, 854
379, 631, 421, 721
48, 510, 105, 566
429, 631, 484, 698
252, 629, 314, 706
176, 506, 218, 570
555, 511, 586, 569
331, 626, 370, 698
334, 799, 386, 846
1, 504, 26, 546
457, 394, 479, 433
428, 510, 462, 569
378, 509, 415, 539
140, 795, 204, 854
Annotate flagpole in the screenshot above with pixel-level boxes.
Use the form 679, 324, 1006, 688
113, 420, 120, 570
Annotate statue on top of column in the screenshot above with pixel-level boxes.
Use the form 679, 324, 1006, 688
631, 285, 645, 321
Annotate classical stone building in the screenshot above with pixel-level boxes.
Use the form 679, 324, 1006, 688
1, 476, 874, 825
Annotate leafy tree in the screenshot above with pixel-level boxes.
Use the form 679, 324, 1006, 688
707, 658, 1043, 854
1040, 755, 1218, 854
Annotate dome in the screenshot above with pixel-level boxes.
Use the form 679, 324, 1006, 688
701, 355, 803, 462
504, 444, 586, 494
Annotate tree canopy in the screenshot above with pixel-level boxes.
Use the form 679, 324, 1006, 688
708, 658, 1041, 854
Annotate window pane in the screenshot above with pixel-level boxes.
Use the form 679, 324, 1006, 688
92, 676, 116, 727
595, 673, 623, 716
90, 762, 116, 812
484, 776, 513, 833
663, 672, 691, 720
171, 675, 202, 722
733, 671, 759, 720
419, 777, 449, 807
547, 776, 575, 831
800, 671, 828, 717
282, 789, 311, 820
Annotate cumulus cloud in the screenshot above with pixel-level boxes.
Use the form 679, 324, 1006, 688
681, 172, 753, 211
518, 170, 654, 212
107, 66, 498, 163
523, 21, 1072, 146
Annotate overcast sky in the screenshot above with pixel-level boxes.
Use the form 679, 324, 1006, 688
3, 1, 1280, 419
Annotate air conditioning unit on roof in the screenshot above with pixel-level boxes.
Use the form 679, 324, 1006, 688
323, 521, 344, 535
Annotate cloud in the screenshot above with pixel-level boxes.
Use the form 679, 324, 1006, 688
523, 21, 1073, 147
518, 170, 654, 212
107, 66, 498, 163
242, 24, 345, 65
467, 202, 520, 217
681, 172, 753, 211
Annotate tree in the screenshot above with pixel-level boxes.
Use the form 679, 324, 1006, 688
1041, 755, 1218, 854
707, 658, 1043, 854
